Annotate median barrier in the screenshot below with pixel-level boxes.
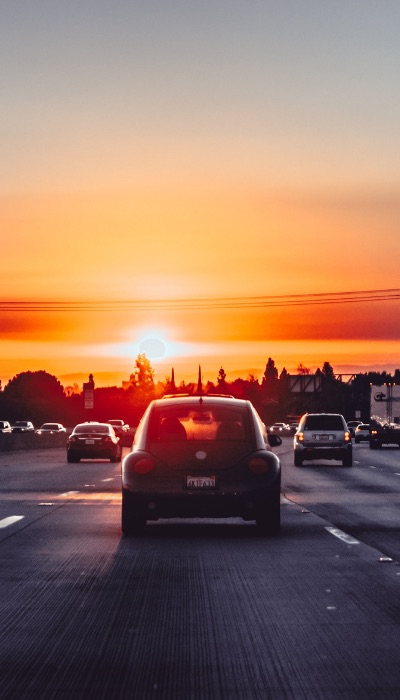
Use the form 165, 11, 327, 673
0, 432, 69, 452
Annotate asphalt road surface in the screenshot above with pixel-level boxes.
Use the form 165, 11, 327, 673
0, 439, 399, 699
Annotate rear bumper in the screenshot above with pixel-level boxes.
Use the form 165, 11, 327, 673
67, 446, 119, 459
294, 444, 352, 461
122, 482, 280, 521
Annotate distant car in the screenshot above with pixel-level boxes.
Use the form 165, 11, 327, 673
354, 424, 370, 443
346, 420, 363, 437
67, 422, 122, 463
36, 423, 66, 434
11, 420, 35, 433
107, 419, 129, 436
0, 421, 12, 433
122, 395, 281, 535
270, 422, 290, 432
294, 413, 352, 467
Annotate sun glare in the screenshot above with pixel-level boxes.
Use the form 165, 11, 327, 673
133, 328, 173, 361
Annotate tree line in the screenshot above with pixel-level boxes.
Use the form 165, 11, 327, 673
1, 354, 399, 428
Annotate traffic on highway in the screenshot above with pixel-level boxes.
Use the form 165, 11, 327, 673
0, 433, 399, 698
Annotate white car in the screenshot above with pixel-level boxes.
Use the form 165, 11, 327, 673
270, 422, 289, 432
354, 424, 370, 443
11, 421, 35, 433
36, 423, 66, 434
294, 413, 352, 467
0, 421, 12, 433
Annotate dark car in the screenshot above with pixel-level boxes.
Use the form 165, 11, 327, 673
121, 395, 281, 535
294, 413, 352, 466
11, 420, 35, 433
67, 422, 122, 463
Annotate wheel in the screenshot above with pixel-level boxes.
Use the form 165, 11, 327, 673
342, 452, 352, 467
256, 498, 281, 536
121, 490, 146, 535
294, 452, 303, 467
67, 453, 79, 463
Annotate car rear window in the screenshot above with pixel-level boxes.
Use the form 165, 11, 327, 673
74, 425, 109, 434
304, 415, 344, 431
149, 404, 248, 442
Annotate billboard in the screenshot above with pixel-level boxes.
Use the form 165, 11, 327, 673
370, 385, 400, 424
288, 374, 322, 393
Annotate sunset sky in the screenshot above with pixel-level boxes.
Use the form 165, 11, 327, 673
2, 1, 400, 389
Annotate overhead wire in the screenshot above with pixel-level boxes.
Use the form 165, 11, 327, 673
0, 287, 400, 311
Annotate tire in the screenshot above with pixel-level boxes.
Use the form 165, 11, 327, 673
294, 452, 303, 467
342, 455, 352, 467
256, 498, 281, 536
67, 453, 79, 463
370, 441, 381, 450
121, 490, 146, 535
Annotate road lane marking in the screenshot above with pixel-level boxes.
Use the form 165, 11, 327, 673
325, 527, 360, 545
59, 491, 80, 497
101, 478, 113, 482
0, 516, 24, 529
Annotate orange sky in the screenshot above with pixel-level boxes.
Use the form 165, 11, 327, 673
2, 3, 400, 389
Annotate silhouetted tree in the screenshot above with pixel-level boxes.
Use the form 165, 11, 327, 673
321, 361, 335, 380
217, 366, 228, 393
296, 363, 311, 375
262, 357, 279, 401
2, 370, 66, 424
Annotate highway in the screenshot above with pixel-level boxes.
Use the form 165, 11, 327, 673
0, 439, 399, 699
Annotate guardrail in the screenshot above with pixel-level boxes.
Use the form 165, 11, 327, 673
0, 429, 135, 452
0, 432, 69, 452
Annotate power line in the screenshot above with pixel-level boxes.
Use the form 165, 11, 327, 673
1, 288, 400, 311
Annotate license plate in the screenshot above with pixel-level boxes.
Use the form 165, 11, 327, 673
186, 475, 216, 489
315, 434, 331, 441
85, 439, 95, 445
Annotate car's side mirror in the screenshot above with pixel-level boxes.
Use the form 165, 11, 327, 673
267, 433, 282, 447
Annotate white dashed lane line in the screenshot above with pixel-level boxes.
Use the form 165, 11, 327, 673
0, 516, 24, 529
325, 527, 360, 545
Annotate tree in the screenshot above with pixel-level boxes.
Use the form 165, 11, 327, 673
132, 353, 155, 391
296, 363, 311, 375
217, 366, 228, 393
321, 361, 335, 380
263, 357, 278, 383
2, 370, 66, 424
262, 357, 279, 401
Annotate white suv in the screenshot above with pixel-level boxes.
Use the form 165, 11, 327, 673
294, 413, 352, 467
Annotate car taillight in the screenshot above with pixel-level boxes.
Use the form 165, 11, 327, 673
371, 429, 378, 436
297, 431, 304, 442
344, 431, 351, 442
247, 457, 269, 474
133, 458, 155, 474
104, 436, 112, 442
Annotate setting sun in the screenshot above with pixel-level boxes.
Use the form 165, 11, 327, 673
1, 3, 400, 389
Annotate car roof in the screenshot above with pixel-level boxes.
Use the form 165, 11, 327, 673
74, 421, 110, 428
155, 395, 249, 408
